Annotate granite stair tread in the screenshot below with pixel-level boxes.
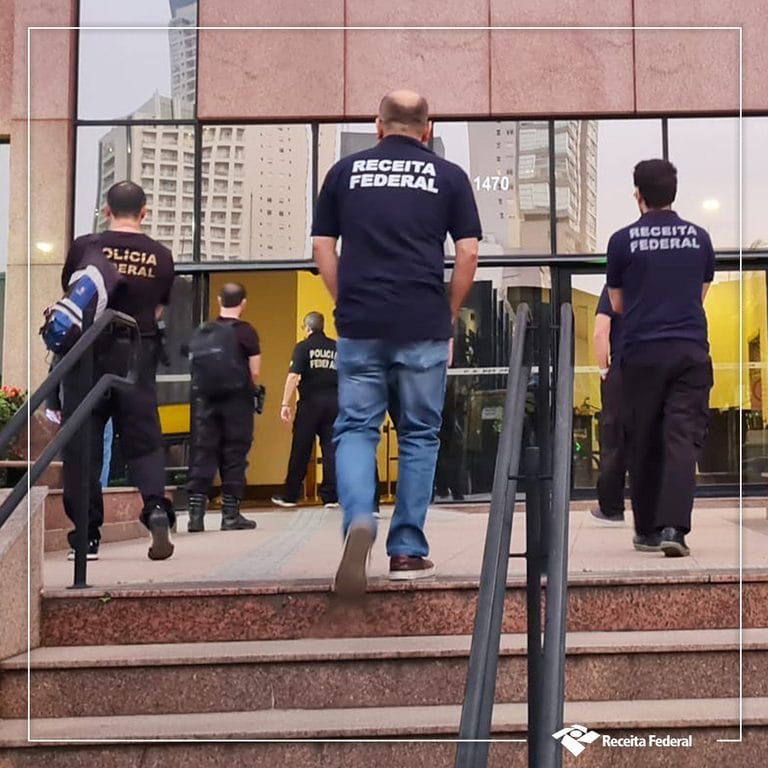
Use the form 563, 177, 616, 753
1, 697, 767, 744
4, 628, 766, 670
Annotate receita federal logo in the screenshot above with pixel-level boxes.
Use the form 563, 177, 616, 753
552, 724, 601, 757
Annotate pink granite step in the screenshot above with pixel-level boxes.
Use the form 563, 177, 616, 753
0, 698, 766, 767
39, 572, 768, 647
1, 629, 764, 719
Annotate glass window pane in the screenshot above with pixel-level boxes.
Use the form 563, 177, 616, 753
745, 118, 768, 250
556, 120, 663, 254
434, 121, 551, 257
668, 118, 739, 250
200, 125, 313, 262
74, 125, 195, 262
78, 0, 197, 120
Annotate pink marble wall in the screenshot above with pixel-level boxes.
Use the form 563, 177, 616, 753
0, 0, 12, 135
0, 487, 44, 659
197, 0, 345, 119
195, 1, 766, 118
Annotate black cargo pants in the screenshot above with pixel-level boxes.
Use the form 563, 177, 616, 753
186, 391, 254, 500
621, 340, 713, 535
62, 335, 170, 542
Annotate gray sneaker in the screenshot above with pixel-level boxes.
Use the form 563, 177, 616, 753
590, 508, 625, 525
334, 525, 374, 602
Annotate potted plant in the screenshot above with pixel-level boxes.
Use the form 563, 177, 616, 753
0, 385, 28, 487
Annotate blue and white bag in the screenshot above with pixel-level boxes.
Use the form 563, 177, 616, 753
40, 248, 121, 355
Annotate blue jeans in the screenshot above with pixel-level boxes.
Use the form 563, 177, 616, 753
334, 338, 449, 558
101, 418, 113, 488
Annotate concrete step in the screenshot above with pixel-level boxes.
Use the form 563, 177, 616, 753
0, 698, 766, 767
40, 572, 768, 646
1, 629, 765, 719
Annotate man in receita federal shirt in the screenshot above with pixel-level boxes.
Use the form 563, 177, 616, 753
607, 159, 714, 557
312, 90, 481, 599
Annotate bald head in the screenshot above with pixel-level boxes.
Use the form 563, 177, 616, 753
377, 90, 430, 140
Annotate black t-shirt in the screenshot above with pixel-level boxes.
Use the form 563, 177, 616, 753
216, 317, 261, 362
606, 210, 715, 353
63, 231, 175, 335
595, 284, 623, 363
312, 135, 482, 341
289, 331, 337, 398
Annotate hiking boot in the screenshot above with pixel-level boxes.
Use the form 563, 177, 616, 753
187, 492, 207, 533
271, 495, 298, 508
67, 539, 99, 561
221, 494, 257, 530
590, 507, 625, 525
632, 532, 662, 552
334, 524, 374, 602
145, 503, 174, 561
389, 556, 436, 581
660, 527, 690, 557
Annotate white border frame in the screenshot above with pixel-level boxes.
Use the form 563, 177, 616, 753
25, 23, 744, 748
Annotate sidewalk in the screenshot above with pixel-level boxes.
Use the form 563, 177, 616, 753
43, 501, 768, 591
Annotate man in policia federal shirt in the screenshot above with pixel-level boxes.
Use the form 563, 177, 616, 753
312, 89, 481, 600
607, 159, 714, 558
61, 180, 177, 561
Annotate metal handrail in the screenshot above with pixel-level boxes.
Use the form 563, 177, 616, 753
455, 303, 531, 766
536, 303, 574, 767
0, 309, 139, 459
0, 310, 140, 587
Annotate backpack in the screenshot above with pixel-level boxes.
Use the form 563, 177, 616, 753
189, 321, 250, 397
40, 247, 121, 355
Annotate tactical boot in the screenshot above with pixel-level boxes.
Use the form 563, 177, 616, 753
187, 492, 207, 533
220, 494, 257, 531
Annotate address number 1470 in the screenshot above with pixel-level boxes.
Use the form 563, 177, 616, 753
473, 175, 511, 191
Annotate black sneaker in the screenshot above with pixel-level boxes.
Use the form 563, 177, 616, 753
67, 540, 99, 561
590, 508, 625, 525
271, 496, 298, 508
147, 506, 174, 561
633, 532, 662, 552
659, 527, 690, 557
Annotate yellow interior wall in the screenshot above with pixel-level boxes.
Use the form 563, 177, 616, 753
209, 272, 298, 486
571, 288, 602, 414
705, 273, 768, 416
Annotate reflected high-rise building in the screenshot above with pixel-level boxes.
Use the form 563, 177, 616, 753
169, 0, 197, 105
94, 95, 195, 257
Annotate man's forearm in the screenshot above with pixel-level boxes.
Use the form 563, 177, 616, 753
312, 238, 339, 301
281, 375, 298, 406
448, 240, 477, 320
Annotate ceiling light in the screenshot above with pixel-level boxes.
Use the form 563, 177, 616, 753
702, 199, 720, 211
35, 241, 54, 253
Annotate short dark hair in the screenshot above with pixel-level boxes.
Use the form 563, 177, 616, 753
220, 282, 246, 308
633, 159, 678, 209
378, 93, 429, 130
106, 181, 146, 218
304, 311, 324, 333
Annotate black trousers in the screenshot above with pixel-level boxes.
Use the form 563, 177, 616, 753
596, 366, 627, 516
62, 336, 168, 541
187, 392, 254, 499
621, 340, 713, 535
283, 393, 338, 503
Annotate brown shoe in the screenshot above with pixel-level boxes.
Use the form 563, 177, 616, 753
334, 525, 374, 601
389, 556, 435, 581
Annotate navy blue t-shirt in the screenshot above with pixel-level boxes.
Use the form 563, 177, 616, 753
311, 135, 482, 341
595, 284, 622, 362
606, 210, 715, 352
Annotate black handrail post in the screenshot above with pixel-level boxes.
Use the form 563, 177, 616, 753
455, 303, 530, 768
537, 304, 574, 768
524, 444, 543, 766
72, 309, 96, 589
